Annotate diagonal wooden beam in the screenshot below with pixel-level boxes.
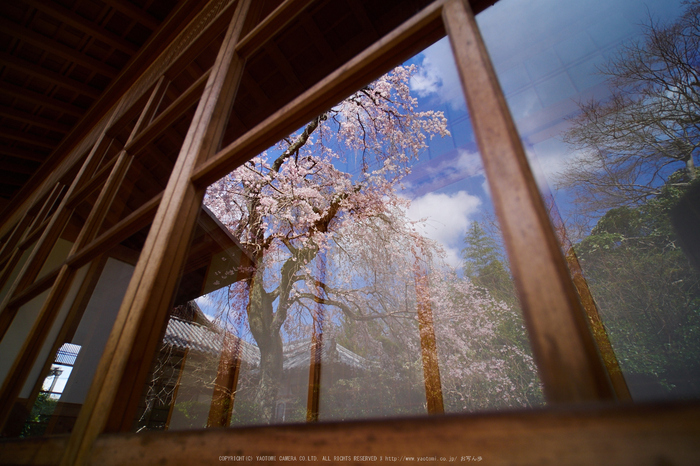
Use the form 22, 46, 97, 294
0, 18, 119, 79
22, 0, 139, 56
0, 52, 101, 99
0, 81, 84, 118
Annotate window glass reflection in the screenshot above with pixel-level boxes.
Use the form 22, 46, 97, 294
136, 49, 542, 431
478, 0, 700, 400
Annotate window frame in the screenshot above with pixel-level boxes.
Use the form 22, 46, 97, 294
0, 0, 698, 464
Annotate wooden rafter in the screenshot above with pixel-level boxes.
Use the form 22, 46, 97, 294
0, 146, 48, 163
0, 51, 102, 99
100, 0, 162, 31
0, 81, 84, 117
0, 128, 60, 149
0, 18, 119, 79
0, 105, 72, 133
22, 0, 139, 56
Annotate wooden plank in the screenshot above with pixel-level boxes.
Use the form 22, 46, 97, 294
192, 0, 447, 187
66, 156, 118, 209
0, 434, 68, 466
0, 105, 72, 133
100, 0, 161, 31
17, 217, 51, 251
0, 81, 84, 118
0, 102, 128, 357
23, 185, 66, 246
22, 0, 139, 55
235, 0, 316, 58
59, 2, 256, 464
125, 70, 210, 155
0, 0, 210, 232
88, 403, 700, 466
0, 128, 61, 150
0, 146, 48, 163
161, 1, 237, 82
71, 151, 133, 252
0, 186, 54, 264
0, 51, 102, 99
442, 0, 614, 403
0, 18, 119, 79
66, 193, 162, 270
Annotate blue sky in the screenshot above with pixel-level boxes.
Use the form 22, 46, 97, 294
398, 0, 687, 265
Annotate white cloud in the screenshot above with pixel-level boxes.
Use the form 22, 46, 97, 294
410, 38, 464, 110
405, 190, 481, 268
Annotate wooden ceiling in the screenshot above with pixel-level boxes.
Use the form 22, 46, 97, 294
0, 0, 498, 218
0, 0, 194, 210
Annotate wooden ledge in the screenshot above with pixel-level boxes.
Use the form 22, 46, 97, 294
2, 402, 699, 465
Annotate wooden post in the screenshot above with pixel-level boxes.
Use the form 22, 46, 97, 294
443, 0, 615, 403
207, 333, 243, 427
59, 1, 255, 464
413, 261, 444, 415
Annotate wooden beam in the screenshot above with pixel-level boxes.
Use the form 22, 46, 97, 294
442, 0, 614, 402
5, 267, 58, 312
0, 81, 84, 118
0, 146, 48, 163
0, 105, 72, 134
86, 403, 700, 466
0, 128, 61, 150
100, 0, 161, 31
0, 19, 119, 79
66, 193, 161, 270
2, 403, 700, 465
0, 158, 40, 175
125, 70, 209, 155
0, 172, 30, 187
21, 255, 109, 430
22, 0, 139, 55
0, 52, 101, 99
66, 156, 118, 209
59, 3, 256, 464
192, 0, 446, 187
236, 0, 316, 58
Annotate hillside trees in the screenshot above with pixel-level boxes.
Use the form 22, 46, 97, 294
559, 1, 700, 216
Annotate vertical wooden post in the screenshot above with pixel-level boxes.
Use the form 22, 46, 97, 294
414, 266, 445, 415
306, 325, 322, 422
207, 333, 243, 427
60, 1, 255, 463
443, 0, 615, 403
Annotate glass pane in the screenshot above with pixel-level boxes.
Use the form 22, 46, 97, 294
478, 0, 700, 400
136, 41, 542, 432
5, 223, 151, 437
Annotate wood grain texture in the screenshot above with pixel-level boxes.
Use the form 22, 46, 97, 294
58, 2, 255, 464
192, 0, 447, 187
443, 0, 615, 403
89, 403, 700, 466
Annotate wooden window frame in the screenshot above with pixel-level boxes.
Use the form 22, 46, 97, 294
0, 0, 698, 464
